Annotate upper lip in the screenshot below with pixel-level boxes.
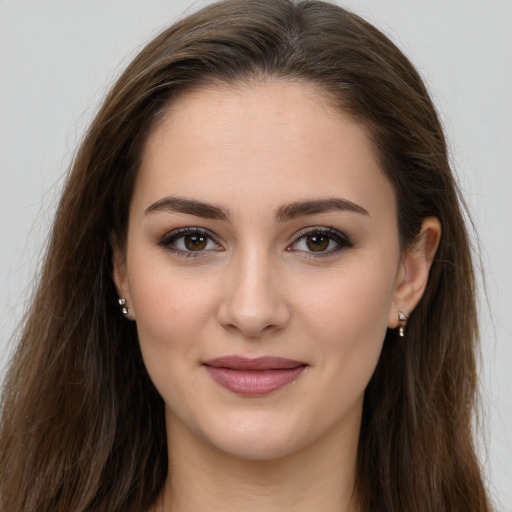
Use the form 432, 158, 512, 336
203, 356, 306, 371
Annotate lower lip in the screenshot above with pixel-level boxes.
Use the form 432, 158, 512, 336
204, 366, 306, 396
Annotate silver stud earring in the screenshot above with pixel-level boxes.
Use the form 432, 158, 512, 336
118, 298, 129, 316
398, 310, 408, 337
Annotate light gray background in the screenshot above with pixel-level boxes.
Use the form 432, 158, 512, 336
1, 1, 511, 509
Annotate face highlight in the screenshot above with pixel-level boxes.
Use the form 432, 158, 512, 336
113, 81, 414, 462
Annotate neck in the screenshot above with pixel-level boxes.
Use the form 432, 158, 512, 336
155, 410, 360, 512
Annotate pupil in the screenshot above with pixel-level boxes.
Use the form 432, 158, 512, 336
185, 234, 207, 251
307, 234, 329, 251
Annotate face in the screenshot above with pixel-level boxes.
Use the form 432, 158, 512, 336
114, 81, 411, 461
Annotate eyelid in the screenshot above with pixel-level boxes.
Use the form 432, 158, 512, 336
158, 227, 223, 256
287, 226, 353, 255
157, 225, 352, 258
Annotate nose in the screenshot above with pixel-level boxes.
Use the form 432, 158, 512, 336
216, 249, 290, 338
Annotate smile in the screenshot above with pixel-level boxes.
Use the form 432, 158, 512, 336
203, 356, 307, 396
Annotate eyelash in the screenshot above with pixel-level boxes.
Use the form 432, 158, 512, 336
288, 226, 353, 257
157, 226, 353, 258
158, 227, 222, 258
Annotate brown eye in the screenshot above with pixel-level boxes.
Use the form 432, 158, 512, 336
288, 227, 352, 256
159, 228, 221, 255
305, 234, 330, 252
184, 234, 208, 251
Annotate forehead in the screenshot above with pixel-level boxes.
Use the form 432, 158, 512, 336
134, 80, 395, 218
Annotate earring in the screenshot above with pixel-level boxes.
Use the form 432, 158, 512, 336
118, 298, 129, 316
398, 310, 408, 337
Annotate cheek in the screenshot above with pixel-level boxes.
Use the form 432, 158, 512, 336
301, 263, 394, 337
127, 258, 220, 377
296, 258, 397, 384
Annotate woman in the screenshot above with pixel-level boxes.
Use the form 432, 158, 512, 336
0, 0, 493, 511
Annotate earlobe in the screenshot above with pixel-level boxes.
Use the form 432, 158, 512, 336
388, 217, 441, 328
111, 234, 135, 320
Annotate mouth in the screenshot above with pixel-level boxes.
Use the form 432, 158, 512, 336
202, 356, 307, 396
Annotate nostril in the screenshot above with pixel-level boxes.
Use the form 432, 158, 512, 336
217, 300, 290, 338
215, 259, 291, 336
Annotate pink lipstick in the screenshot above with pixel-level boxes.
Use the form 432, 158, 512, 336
203, 356, 307, 396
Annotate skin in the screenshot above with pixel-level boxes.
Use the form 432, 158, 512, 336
113, 81, 440, 512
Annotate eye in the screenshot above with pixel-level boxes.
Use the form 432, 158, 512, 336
159, 227, 222, 255
288, 227, 352, 255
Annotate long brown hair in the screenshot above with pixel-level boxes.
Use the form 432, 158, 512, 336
0, 1, 492, 510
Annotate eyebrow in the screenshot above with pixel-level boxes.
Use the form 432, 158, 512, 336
144, 196, 230, 220
144, 196, 369, 221
275, 198, 369, 221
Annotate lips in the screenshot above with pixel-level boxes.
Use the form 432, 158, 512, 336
203, 356, 307, 396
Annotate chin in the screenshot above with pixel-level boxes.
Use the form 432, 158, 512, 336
207, 430, 303, 461
190, 408, 320, 462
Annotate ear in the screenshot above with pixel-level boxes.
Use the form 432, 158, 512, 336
388, 217, 441, 328
111, 234, 135, 320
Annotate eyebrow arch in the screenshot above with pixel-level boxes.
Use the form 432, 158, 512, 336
144, 195, 368, 222
144, 196, 230, 221
276, 198, 369, 221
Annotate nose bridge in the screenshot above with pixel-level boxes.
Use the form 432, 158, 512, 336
218, 243, 289, 337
